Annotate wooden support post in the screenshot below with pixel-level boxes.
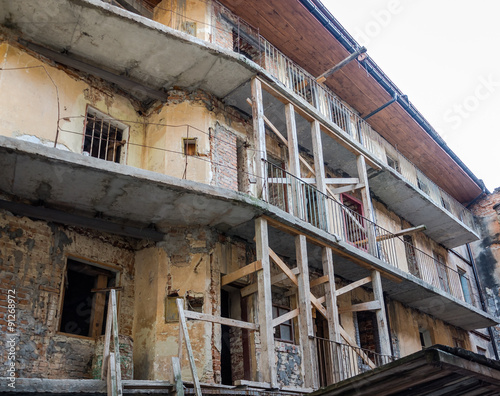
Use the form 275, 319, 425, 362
311, 120, 330, 231
295, 235, 319, 389
286, 103, 304, 218
371, 270, 392, 356
171, 357, 184, 396
176, 299, 202, 396
357, 155, 377, 255
255, 217, 277, 387
321, 248, 340, 343
110, 290, 122, 396
251, 77, 267, 200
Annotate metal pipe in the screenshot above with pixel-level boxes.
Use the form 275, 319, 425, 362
362, 95, 398, 120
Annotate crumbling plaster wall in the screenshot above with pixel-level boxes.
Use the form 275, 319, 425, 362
470, 189, 500, 351
0, 209, 135, 379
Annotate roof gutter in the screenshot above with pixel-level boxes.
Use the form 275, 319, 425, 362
298, 0, 487, 194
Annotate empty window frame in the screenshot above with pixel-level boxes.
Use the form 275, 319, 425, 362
403, 235, 420, 277
458, 268, 473, 304
419, 328, 432, 349
59, 258, 117, 338
183, 138, 198, 156
417, 174, 430, 196
83, 108, 127, 163
386, 153, 400, 173
341, 194, 368, 251
272, 305, 294, 343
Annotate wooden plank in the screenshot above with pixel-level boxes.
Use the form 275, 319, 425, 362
183, 310, 259, 331
109, 352, 117, 396
335, 276, 372, 297
286, 103, 304, 218
322, 248, 341, 343
295, 235, 318, 389
221, 260, 262, 286
338, 300, 381, 314
251, 78, 267, 200
240, 267, 300, 298
325, 178, 360, 185
269, 248, 299, 285
90, 275, 108, 339
234, 380, 270, 388
255, 217, 277, 387
101, 291, 113, 380
329, 183, 365, 195
310, 275, 329, 288
353, 225, 426, 246
372, 270, 392, 356
272, 308, 299, 328
171, 357, 184, 396
110, 290, 122, 396
176, 299, 202, 396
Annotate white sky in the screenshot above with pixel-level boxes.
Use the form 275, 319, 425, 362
322, 0, 500, 192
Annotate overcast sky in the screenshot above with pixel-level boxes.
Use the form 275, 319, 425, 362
322, 0, 500, 192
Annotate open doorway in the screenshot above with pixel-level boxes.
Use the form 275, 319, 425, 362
221, 289, 233, 385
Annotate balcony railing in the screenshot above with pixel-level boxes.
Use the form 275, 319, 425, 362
208, 1, 478, 234
314, 337, 396, 386
265, 160, 481, 308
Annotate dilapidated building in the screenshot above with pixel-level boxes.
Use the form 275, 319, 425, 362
1, 0, 500, 395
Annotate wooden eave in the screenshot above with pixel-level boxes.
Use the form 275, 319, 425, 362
218, 0, 483, 203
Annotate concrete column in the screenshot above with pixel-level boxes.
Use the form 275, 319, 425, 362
251, 78, 267, 200
295, 235, 319, 389
254, 217, 277, 387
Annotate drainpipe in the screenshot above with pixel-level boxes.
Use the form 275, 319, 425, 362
362, 94, 399, 121
467, 243, 500, 360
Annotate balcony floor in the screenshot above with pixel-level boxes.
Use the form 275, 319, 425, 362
0, 136, 495, 331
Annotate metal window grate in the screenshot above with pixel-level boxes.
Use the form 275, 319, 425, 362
83, 113, 124, 163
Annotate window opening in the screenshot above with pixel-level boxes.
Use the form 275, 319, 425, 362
403, 235, 420, 277
183, 138, 198, 156
386, 154, 400, 173
59, 259, 116, 338
417, 175, 430, 196
341, 194, 367, 251
419, 328, 432, 349
272, 305, 294, 342
84, 111, 125, 163
458, 268, 473, 304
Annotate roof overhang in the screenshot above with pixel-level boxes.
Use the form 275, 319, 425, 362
314, 345, 500, 396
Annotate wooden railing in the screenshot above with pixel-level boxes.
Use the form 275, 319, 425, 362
101, 289, 122, 396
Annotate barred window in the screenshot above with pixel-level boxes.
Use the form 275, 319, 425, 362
83, 110, 126, 163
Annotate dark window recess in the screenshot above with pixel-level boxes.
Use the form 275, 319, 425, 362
186, 295, 203, 313
272, 305, 293, 342
59, 259, 115, 338
441, 196, 451, 212
417, 176, 430, 196
433, 253, 450, 293
184, 138, 197, 156
84, 112, 125, 163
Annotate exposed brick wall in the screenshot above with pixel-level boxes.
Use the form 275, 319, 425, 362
0, 210, 135, 379
211, 123, 239, 191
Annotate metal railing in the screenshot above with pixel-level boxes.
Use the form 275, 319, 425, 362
264, 160, 481, 308
315, 337, 395, 385
209, 1, 477, 234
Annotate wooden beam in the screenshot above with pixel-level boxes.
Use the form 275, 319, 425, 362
338, 301, 381, 314
372, 270, 392, 356
263, 215, 402, 284
256, 78, 382, 171
335, 276, 372, 297
321, 248, 341, 343
272, 308, 299, 328
286, 103, 304, 218
329, 183, 365, 195
269, 248, 299, 285
354, 225, 427, 246
90, 275, 108, 338
316, 47, 367, 83
325, 178, 360, 185
110, 290, 122, 396
221, 260, 262, 286
176, 299, 202, 396
310, 275, 329, 288
183, 310, 259, 331
295, 235, 319, 389
255, 217, 277, 387
171, 357, 184, 396
251, 78, 267, 200
240, 268, 299, 298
